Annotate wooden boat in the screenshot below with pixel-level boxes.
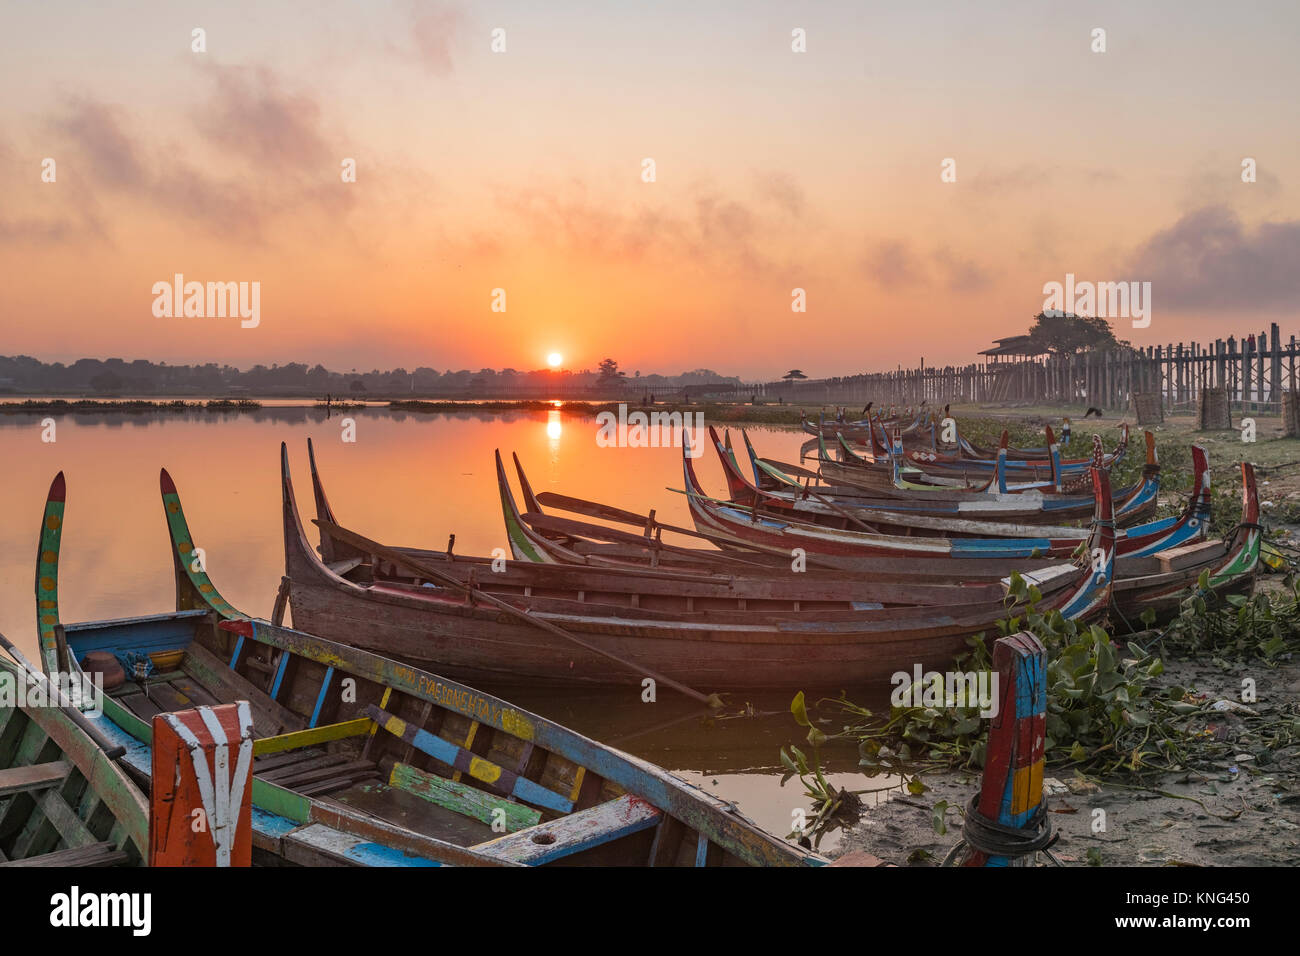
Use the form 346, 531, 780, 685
682, 434, 1210, 563
0, 631, 149, 867
34, 471, 828, 867
961, 419, 1072, 459
720, 426, 1160, 528
288, 443, 1115, 689
315, 441, 1017, 602
516, 442, 1258, 624
904, 424, 1127, 478
1109, 460, 1260, 623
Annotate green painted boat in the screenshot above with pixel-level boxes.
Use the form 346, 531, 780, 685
34, 470, 828, 867
0, 645, 149, 867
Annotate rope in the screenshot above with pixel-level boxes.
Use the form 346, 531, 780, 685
943, 794, 1059, 866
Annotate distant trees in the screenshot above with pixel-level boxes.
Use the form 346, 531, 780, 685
0, 353, 744, 396
597, 358, 626, 386
1026, 312, 1121, 355
89, 370, 124, 392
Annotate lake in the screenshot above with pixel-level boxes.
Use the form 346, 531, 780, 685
0, 403, 888, 850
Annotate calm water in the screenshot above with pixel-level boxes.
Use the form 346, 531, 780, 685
0, 405, 889, 849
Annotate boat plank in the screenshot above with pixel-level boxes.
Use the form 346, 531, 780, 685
473, 793, 661, 865
0, 761, 71, 798
389, 761, 541, 832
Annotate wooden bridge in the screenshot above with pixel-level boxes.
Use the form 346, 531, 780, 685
757, 322, 1300, 415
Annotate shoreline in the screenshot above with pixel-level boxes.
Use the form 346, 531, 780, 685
828, 655, 1300, 867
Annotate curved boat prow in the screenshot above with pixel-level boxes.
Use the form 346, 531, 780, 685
497, 449, 549, 563
512, 451, 545, 513
1046, 426, 1062, 492
1056, 451, 1115, 619
160, 467, 244, 620
995, 431, 1010, 494
306, 437, 340, 561
35, 472, 66, 675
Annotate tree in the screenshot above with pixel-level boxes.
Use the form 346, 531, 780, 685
783, 369, 808, 381
597, 358, 625, 384
1026, 312, 1119, 355
350, 379, 366, 392
90, 370, 124, 392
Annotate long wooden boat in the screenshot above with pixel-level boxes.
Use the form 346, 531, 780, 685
719, 426, 1160, 528
517, 443, 1259, 623
0, 640, 149, 867
500, 448, 1063, 581
316, 441, 1019, 602
1108, 460, 1260, 623
34, 471, 828, 866
288, 443, 1115, 689
682, 434, 1209, 563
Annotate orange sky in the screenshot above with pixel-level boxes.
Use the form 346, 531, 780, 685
1, 1, 1297, 379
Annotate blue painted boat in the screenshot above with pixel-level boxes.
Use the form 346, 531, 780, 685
33, 471, 828, 867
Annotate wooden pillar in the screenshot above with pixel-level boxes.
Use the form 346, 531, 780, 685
150, 703, 254, 867
962, 631, 1047, 867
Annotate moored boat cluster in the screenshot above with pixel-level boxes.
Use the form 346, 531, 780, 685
0, 404, 1263, 867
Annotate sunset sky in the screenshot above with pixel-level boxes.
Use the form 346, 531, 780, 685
2, 1, 1297, 380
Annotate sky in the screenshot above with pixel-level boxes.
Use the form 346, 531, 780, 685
1, 0, 1297, 380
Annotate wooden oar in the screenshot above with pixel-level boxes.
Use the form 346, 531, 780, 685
534, 491, 847, 569
520, 512, 776, 570
313, 519, 724, 709
537, 492, 786, 556
0, 630, 127, 761
757, 458, 823, 482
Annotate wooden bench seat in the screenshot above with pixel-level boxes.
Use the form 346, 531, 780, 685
0, 760, 71, 797
472, 793, 662, 865
1, 841, 129, 867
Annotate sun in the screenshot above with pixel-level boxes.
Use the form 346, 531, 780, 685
546, 352, 563, 368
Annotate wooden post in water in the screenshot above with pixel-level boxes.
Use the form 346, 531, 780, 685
150, 702, 254, 866
962, 631, 1047, 867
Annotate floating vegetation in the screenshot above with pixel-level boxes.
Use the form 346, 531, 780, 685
783, 580, 1300, 846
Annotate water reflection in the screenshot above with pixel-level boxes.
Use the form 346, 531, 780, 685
0, 408, 887, 850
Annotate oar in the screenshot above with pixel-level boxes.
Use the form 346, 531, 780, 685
535, 491, 805, 558
520, 511, 777, 570
313, 519, 724, 709
0, 630, 127, 761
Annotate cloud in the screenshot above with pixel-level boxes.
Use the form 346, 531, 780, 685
1127, 206, 1300, 310
50, 98, 148, 189
409, 2, 466, 76
754, 171, 805, 217
495, 182, 775, 274
935, 248, 992, 291
36, 69, 356, 244
196, 65, 329, 170
0, 216, 81, 244
861, 239, 991, 292
861, 240, 923, 287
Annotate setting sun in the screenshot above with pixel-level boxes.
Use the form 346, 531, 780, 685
546, 352, 563, 368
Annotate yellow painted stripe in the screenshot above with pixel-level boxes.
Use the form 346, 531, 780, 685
253, 718, 374, 756
569, 767, 587, 803
468, 756, 502, 785
1011, 760, 1045, 815
452, 721, 480, 784
368, 688, 393, 740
